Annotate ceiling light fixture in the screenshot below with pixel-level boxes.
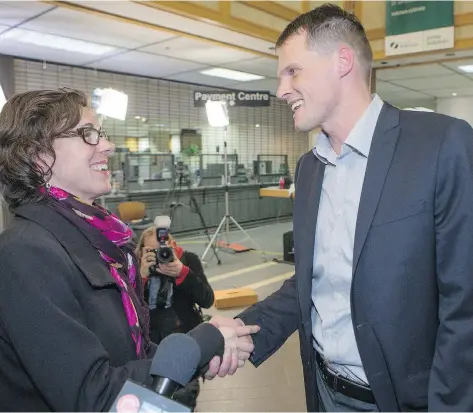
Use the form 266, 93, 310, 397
458, 64, 473, 73
452, 92, 458, 96
0, 28, 116, 55
200, 68, 264, 82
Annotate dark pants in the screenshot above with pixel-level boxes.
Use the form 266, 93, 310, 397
316, 364, 379, 412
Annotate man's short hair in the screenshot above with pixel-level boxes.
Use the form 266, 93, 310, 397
276, 3, 373, 83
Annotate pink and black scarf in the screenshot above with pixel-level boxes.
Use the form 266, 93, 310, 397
43, 186, 150, 358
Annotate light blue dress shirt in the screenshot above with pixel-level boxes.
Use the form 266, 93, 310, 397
311, 94, 384, 385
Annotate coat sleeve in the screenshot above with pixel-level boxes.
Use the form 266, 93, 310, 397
0, 233, 153, 412
175, 252, 215, 309
236, 156, 303, 367
428, 118, 473, 411
237, 275, 299, 367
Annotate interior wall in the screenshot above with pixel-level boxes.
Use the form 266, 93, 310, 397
13, 59, 307, 175
436, 96, 473, 126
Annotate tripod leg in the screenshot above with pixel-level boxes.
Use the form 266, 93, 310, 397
201, 215, 226, 262
189, 196, 221, 265
228, 215, 267, 260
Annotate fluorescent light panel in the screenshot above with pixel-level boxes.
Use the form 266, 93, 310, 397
0, 28, 115, 55
200, 68, 264, 82
458, 64, 473, 73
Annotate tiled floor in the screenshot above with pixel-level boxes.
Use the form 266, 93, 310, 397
177, 221, 307, 412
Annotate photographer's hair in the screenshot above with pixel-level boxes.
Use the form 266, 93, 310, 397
0, 88, 88, 210
276, 3, 373, 84
135, 226, 176, 260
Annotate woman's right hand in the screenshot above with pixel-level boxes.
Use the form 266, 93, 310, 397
140, 248, 157, 279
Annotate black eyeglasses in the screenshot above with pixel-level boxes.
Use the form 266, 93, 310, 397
76, 126, 108, 146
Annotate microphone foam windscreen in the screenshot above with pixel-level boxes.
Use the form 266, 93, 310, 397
150, 333, 201, 387
186, 323, 225, 369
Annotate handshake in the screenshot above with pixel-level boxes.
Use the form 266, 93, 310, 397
205, 315, 260, 380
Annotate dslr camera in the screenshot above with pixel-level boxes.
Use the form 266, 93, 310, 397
147, 216, 174, 309
149, 216, 174, 274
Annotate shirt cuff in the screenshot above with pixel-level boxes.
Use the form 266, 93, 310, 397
175, 265, 190, 286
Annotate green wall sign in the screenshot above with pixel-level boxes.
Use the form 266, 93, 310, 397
385, 1, 454, 56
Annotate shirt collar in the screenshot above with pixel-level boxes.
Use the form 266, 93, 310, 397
312, 94, 384, 163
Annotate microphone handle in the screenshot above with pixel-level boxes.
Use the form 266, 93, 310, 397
152, 376, 181, 397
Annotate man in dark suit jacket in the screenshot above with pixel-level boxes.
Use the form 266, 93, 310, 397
206, 4, 473, 412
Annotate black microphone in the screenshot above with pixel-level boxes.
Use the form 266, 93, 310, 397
109, 334, 201, 412
150, 333, 201, 397
186, 322, 225, 374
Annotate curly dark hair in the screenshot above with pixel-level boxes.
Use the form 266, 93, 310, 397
0, 88, 88, 209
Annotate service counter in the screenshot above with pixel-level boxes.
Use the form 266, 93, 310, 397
103, 183, 293, 235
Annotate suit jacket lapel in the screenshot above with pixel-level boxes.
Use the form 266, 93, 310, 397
294, 152, 325, 335
353, 103, 401, 274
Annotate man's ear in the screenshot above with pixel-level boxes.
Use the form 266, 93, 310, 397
338, 45, 355, 79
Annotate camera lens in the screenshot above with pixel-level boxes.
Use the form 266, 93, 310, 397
157, 246, 174, 264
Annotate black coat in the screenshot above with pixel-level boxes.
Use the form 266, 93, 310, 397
239, 104, 473, 411
145, 251, 214, 344
0, 202, 157, 411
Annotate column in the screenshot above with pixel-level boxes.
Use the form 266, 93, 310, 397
436, 96, 473, 127
0, 55, 15, 233
371, 68, 376, 94
0, 54, 15, 99
308, 127, 321, 150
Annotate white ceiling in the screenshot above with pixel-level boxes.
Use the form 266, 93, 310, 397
0, 1, 279, 92
1, 0, 473, 110
376, 59, 473, 109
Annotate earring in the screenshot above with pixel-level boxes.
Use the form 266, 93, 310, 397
45, 182, 51, 191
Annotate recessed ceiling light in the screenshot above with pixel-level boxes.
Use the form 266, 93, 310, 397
458, 65, 473, 73
452, 92, 458, 96
135, 116, 141, 120
200, 68, 264, 82
255, 124, 260, 128
0, 28, 116, 55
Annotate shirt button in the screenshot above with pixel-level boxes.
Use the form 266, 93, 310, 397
337, 210, 342, 216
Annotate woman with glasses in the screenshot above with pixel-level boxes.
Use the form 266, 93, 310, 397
0, 89, 259, 411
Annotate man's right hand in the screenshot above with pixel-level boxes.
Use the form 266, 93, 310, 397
205, 316, 259, 379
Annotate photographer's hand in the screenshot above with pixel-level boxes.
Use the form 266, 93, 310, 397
157, 258, 184, 278
140, 248, 156, 278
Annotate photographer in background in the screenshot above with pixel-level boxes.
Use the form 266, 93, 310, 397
136, 218, 214, 342
135, 217, 214, 410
